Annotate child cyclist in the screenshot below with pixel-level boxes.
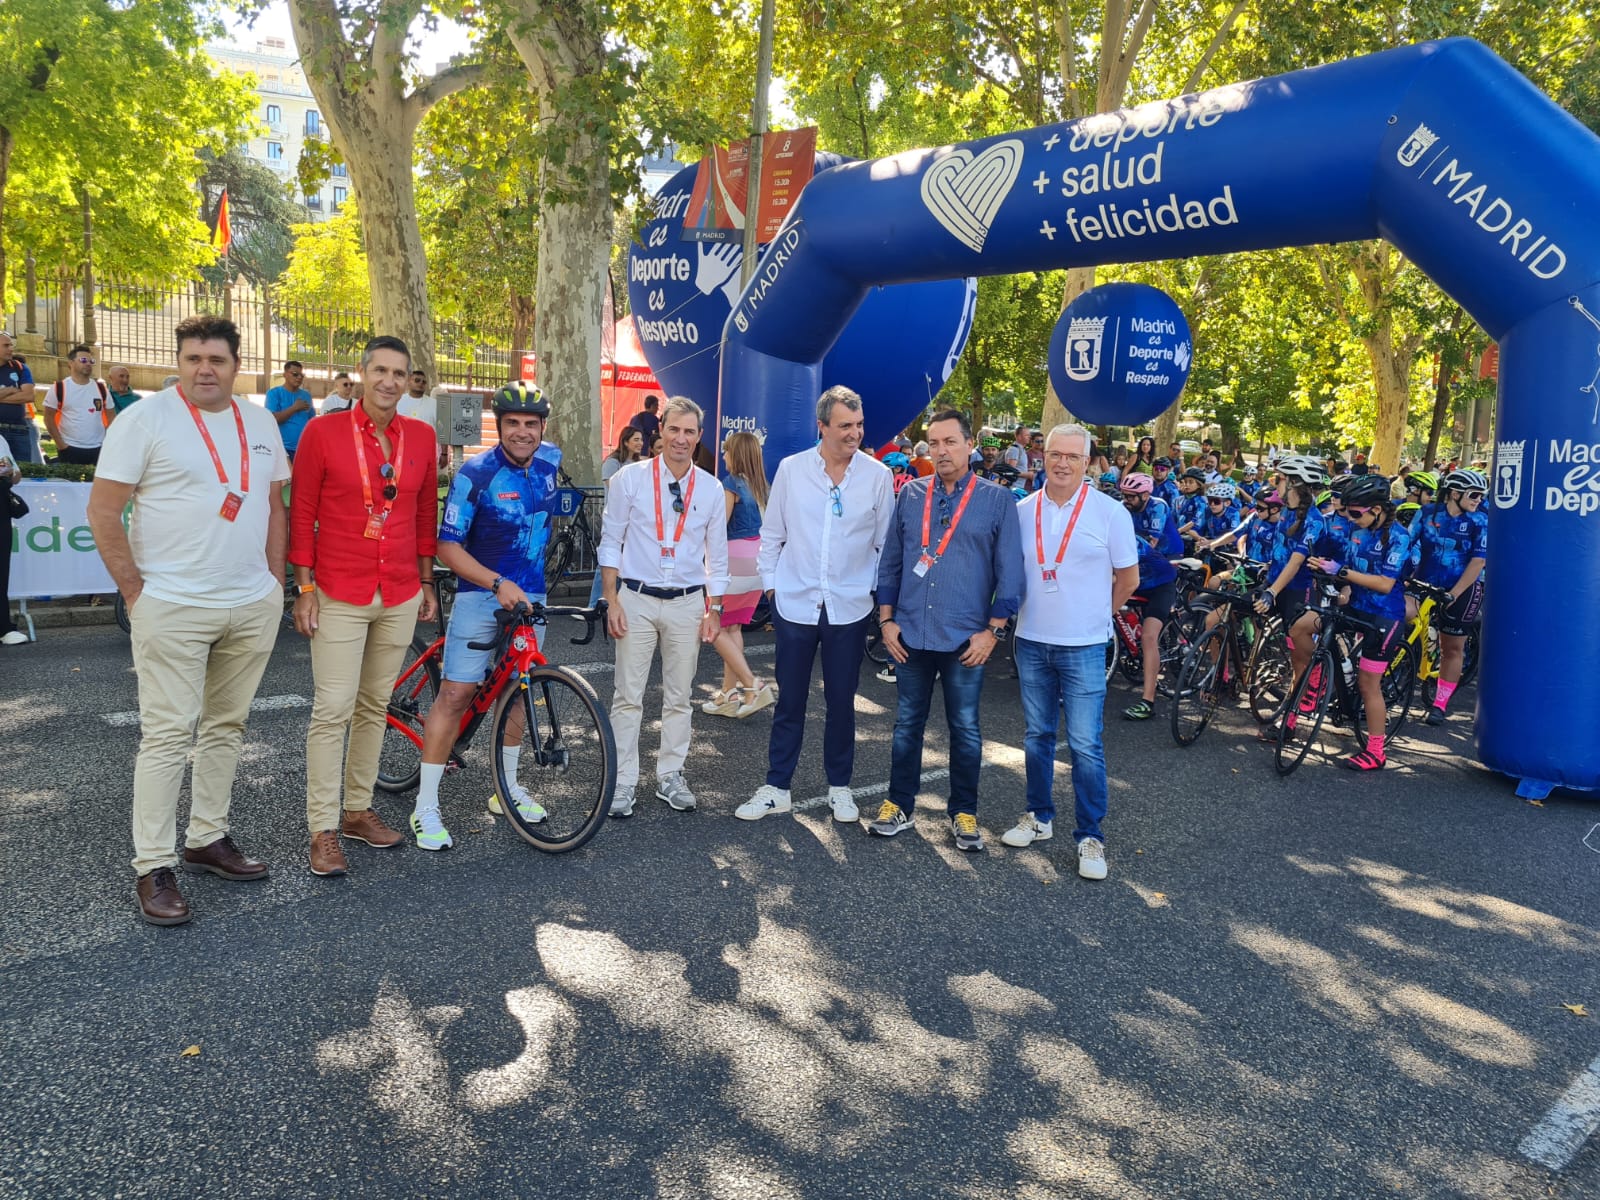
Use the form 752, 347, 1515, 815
1406, 468, 1487, 725
1252, 456, 1330, 740
1307, 474, 1414, 771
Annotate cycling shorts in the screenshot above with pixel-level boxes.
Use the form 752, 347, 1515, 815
1437, 578, 1485, 636
442, 589, 546, 684
1352, 613, 1403, 669
1135, 581, 1176, 626
1273, 586, 1310, 626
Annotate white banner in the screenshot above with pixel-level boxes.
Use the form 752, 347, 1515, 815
10, 481, 115, 598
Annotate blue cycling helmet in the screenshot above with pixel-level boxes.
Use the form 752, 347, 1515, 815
883, 451, 911, 470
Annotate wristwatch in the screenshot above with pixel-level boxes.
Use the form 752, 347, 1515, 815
709, 604, 724, 614
988, 623, 1010, 641
491, 575, 506, 593
297, 583, 316, 596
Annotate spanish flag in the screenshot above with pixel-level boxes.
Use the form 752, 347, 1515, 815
213, 187, 233, 256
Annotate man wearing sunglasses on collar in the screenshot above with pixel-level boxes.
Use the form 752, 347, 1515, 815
290, 335, 440, 877
598, 396, 728, 818
1406, 468, 1488, 726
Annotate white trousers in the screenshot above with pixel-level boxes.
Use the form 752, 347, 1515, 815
611, 587, 704, 787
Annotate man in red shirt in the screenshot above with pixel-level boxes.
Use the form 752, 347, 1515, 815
290, 335, 439, 877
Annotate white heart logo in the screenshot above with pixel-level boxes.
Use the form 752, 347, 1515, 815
919, 139, 1024, 253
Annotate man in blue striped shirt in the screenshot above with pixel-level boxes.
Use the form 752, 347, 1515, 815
872, 408, 1024, 851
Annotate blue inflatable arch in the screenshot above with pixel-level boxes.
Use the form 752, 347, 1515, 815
717, 38, 1600, 796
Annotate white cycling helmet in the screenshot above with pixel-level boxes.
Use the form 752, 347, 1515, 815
1205, 482, 1237, 500
1443, 468, 1487, 493
1275, 454, 1330, 485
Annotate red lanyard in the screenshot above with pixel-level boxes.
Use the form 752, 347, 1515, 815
920, 472, 978, 560
1035, 483, 1088, 577
351, 407, 404, 518
653, 456, 695, 547
179, 388, 249, 492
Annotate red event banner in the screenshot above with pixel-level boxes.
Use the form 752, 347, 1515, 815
682, 127, 817, 244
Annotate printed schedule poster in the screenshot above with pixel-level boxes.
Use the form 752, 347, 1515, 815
683, 128, 817, 244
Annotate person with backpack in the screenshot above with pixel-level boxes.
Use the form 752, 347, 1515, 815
44, 344, 112, 464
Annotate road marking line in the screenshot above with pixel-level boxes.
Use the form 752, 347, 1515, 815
794, 769, 950, 813
1519, 1050, 1600, 1171
101, 693, 311, 728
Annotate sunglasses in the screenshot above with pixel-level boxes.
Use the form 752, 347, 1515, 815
829, 483, 842, 517
669, 479, 684, 514
1461, 490, 1485, 501
1208, 498, 1228, 505
1344, 505, 1375, 518
378, 461, 397, 501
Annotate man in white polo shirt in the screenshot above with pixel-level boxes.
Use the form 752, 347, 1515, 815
598, 395, 728, 818
1001, 422, 1139, 880
88, 315, 291, 926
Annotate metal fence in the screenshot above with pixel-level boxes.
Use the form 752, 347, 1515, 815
7, 261, 520, 389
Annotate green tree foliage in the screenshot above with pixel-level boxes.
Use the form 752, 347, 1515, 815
274, 201, 373, 361
0, 0, 254, 301
197, 149, 303, 288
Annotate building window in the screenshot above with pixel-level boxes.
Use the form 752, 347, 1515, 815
331, 162, 347, 178
265, 103, 281, 127
332, 187, 347, 210
267, 141, 284, 161
306, 194, 323, 210
306, 110, 321, 136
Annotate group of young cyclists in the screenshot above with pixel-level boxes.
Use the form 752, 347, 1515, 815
1106, 448, 1488, 771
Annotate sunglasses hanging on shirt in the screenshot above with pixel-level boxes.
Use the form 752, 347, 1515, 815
669, 479, 685, 514
380, 461, 397, 501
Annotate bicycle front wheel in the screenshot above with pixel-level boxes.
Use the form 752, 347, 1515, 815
1246, 616, 1292, 724
492, 665, 616, 853
377, 635, 441, 793
115, 593, 131, 635
1171, 626, 1225, 747
1275, 649, 1333, 777
1381, 639, 1419, 742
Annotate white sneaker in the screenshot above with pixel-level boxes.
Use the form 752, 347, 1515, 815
827, 786, 859, 822
875, 664, 897, 683
1, 630, 28, 646
1000, 814, 1053, 847
489, 786, 548, 825
1077, 837, 1108, 880
609, 783, 636, 818
409, 807, 453, 851
735, 784, 791, 821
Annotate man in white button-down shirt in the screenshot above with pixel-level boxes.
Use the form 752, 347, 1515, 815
735, 386, 895, 822
599, 396, 729, 817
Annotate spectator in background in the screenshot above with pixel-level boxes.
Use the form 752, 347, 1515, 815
630, 394, 662, 444
397, 369, 437, 431
107, 365, 141, 418
1004, 425, 1035, 488
649, 432, 664, 458
692, 438, 716, 474
322, 371, 356, 414
589, 426, 647, 608
0, 431, 25, 645
1167, 441, 1184, 468
160, 374, 180, 390
1131, 436, 1157, 473
265, 360, 315, 459
1351, 452, 1370, 476
44, 344, 110, 464
911, 440, 934, 477
1028, 430, 1046, 489
0, 332, 37, 464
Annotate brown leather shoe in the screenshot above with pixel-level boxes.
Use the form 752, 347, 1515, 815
309, 830, 348, 876
136, 868, 192, 926
341, 807, 403, 848
183, 835, 269, 881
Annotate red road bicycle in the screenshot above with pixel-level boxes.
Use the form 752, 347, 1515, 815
377, 600, 616, 853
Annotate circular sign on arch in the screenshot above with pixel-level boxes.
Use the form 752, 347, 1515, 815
1047, 282, 1193, 426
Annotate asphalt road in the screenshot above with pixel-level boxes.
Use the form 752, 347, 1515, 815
1, 616, 1597, 1199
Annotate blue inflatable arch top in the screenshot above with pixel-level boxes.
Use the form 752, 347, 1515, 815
717, 38, 1600, 795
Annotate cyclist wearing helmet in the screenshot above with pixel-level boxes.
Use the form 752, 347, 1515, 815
1150, 457, 1179, 509
1314, 475, 1354, 561
1118, 472, 1182, 720
410, 380, 565, 849
1408, 467, 1487, 725
1196, 481, 1242, 545
1402, 469, 1438, 513
1237, 463, 1262, 501
1307, 474, 1414, 770
1254, 455, 1330, 724
1174, 466, 1207, 538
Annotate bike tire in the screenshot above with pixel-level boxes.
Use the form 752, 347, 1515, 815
1104, 635, 1120, 684
544, 533, 574, 593
865, 627, 892, 667
1381, 638, 1419, 742
1154, 614, 1195, 698
1170, 625, 1226, 747
115, 593, 131, 635
1459, 625, 1482, 689
434, 574, 458, 627
1275, 649, 1333, 777
1246, 616, 1292, 724
376, 635, 442, 793
491, 664, 616, 853
1115, 614, 1144, 684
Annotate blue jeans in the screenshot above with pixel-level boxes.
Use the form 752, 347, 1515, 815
767, 606, 867, 790
889, 644, 984, 817
1014, 637, 1109, 844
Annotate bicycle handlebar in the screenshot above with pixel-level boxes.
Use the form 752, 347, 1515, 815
465, 600, 610, 651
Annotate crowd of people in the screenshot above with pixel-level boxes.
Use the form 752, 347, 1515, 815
15, 316, 1484, 926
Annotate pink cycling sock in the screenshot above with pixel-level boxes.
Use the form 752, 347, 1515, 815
1366, 734, 1385, 759
1434, 680, 1457, 711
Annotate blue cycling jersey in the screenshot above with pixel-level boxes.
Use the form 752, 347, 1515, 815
1409, 501, 1488, 589
1129, 495, 1181, 586
1197, 502, 1241, 539
1152, 477, 1179, 511
1245, 514, 1282, 565
1175, 491, 1205, 531
1314, 510, 1353, 561
1270, 505, 1327, 594
439, 445, 562, 594
1345, 519, 1414, 619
